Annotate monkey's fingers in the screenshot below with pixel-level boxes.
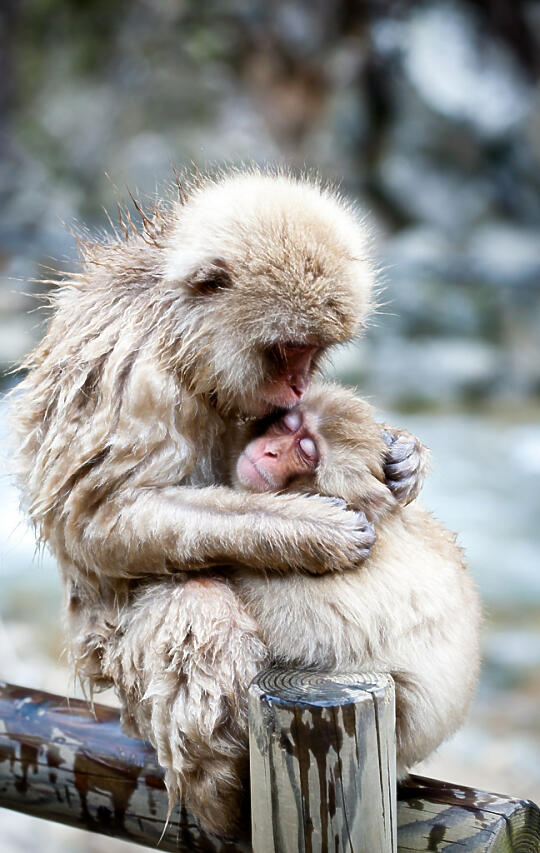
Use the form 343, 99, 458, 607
305, 501, 375, 573
382, 428, 430, 506
385, 473, 418, 504
351, 511, 376, 563
382, 428, 415, 461
385, 448, 421, 482
340, 508, 376, 566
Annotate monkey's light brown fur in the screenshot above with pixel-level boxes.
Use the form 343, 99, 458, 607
236, 383, 481, 781
11, 169, 389, 832
104, 382, 480, 836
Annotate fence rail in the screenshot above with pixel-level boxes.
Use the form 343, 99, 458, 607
1, 678, 539, 852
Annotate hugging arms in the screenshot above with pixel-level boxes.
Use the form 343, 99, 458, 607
103, 383, 479, 835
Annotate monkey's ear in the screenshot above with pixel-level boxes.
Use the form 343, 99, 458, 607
185, 259, 232, 296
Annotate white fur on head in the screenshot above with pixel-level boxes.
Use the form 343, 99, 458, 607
11, 167, 377, 536
165, 171, 371, 289
161, 169, 375, 413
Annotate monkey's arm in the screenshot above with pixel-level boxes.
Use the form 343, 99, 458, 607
67, 485, 375, 578
381, 426, 431, 506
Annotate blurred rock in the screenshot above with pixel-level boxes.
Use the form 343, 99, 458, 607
404, 1, 532, 138
382, 227, 483, 337
362, 337, 503, 406
384, 225, 455, 275
378, 150, 492, 231
467, 222, 540, 289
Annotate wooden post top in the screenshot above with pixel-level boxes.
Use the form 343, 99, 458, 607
249, 668, 395, 707
249, 669, 397, 853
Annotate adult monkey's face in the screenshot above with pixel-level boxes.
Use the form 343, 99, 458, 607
163, 171, 375, 417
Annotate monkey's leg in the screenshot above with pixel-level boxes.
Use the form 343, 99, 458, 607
103, 575, 269, 836
67, 484, 375, 578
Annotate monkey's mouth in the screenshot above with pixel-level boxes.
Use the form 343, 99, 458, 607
267, 342, 319, 387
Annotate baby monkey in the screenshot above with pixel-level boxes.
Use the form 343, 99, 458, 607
109, 384, 480, 835
233, 384, 480, 767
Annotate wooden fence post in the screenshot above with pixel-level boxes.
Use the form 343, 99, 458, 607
248, 669, 396, 853
2, 680, 539, 851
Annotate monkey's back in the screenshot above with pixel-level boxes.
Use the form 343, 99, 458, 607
9, 213, 227, 685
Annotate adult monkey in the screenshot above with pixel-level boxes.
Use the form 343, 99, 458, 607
12, 170, 428, 825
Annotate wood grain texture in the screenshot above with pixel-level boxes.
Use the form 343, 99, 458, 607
0, 681, 250, 852
0, 681, 539, 853
398, 776, 540, 852
248, 669, 397, 853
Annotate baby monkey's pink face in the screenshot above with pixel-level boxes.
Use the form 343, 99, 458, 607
236, 407, 321, 492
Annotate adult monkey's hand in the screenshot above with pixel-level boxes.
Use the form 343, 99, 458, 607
381, 426, 431, 505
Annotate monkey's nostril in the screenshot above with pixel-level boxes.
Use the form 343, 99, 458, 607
291, 385, 304, 399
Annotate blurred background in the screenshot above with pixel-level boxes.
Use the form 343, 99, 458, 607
0, 1, 539, 849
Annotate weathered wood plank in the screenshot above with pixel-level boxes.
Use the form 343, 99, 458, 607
0, 681, 250, 852
398, 776, 540, 852
0, 681, 539, 853
248, 669, 397, 853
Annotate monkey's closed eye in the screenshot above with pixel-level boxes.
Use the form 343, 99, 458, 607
299, 436, 318, 462
282, 411, 302, 433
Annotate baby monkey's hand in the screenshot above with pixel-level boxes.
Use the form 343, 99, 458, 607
382, 427, 431, 506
